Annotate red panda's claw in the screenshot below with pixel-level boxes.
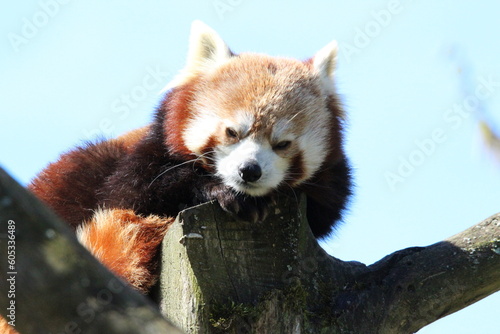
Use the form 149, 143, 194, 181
221, 194, 271, 224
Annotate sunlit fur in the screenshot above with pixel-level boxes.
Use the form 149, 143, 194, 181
26, 21, 352, 297
0, 317, 17, 334
76, 209, 173, 293
182, 52, 336, 196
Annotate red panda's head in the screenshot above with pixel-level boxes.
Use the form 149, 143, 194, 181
164, 21, 344, 197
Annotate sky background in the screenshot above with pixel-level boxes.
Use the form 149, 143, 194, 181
2, 1, 500, 332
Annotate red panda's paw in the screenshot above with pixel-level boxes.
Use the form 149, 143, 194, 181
215, 189, 276, 224
76, 208, 174, 293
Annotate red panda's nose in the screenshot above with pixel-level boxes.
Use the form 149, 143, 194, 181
238, 162, 262, 183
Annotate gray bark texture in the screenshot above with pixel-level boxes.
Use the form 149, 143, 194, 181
0, 166, 499, 333
158, 193, 500, 333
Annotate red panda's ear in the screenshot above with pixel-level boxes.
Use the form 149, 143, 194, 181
165, 21, 232, 90
187, 20, 232, 70
312, 40, 338, 88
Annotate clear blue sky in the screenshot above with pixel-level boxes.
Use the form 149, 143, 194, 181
2, 1, 500, 332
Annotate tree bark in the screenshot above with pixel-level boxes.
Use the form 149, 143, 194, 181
158, 195, 500, 333
0, 167, 183, 334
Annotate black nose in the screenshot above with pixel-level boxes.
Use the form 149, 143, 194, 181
238, 162, 262, 182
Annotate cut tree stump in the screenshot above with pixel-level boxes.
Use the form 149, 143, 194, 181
158, 195, 500, 333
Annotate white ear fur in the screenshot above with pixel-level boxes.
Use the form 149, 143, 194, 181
313, 40, 338, 86
186, 20, 232, 71
161, 21, 232, 92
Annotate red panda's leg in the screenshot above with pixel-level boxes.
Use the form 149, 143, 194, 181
76, 208, 173, 293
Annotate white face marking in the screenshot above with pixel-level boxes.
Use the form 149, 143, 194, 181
296, 114, 331, 183
271, 113, 331, 186
183, 109, 255, 156
215, 138, 288, 196
224, 110, 255, 138
183, 110, 220, 155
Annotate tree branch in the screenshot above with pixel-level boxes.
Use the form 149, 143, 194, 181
350, 214, 500, 333
0, 167, 183, 334
158, 194, 500, 333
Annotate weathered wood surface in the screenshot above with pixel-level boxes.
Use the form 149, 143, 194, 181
159, 195, 500, 333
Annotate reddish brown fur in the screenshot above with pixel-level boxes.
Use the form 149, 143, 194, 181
321, 94, 345, 165
191, 54, 325, 137
199, 134, 219, 170
29, 140, 127, 228
289, 154, 306, 185
77, 209, 173, 293
0, 318, 18, 334
163, 80, 200, 158
114, 126, 150, 151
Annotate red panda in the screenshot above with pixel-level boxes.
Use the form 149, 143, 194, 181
28, 21, 352, 294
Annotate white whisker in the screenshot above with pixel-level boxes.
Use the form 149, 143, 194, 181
148, 159, 196, 188
148, 150, 219, 188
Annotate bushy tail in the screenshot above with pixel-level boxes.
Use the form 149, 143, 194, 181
0, 317, 18, 334
77, 208, 173, 293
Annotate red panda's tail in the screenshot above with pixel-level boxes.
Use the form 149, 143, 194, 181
0, 317, 18, 334
76, 208, 173, 293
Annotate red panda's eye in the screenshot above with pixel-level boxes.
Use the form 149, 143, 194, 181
273, 141, 291, 150
226, 127, 238, 139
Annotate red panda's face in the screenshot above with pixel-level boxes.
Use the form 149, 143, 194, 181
213, 124, 293, 196
182, 55, 335, 196
166, 21, 341, 197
